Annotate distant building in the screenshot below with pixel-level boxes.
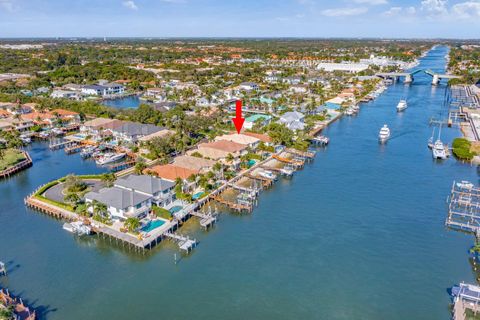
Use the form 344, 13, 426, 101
239, 82, 259, 91
316, 62, 369, 73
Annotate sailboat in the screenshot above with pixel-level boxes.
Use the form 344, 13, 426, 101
432, 125, 447, 160
428, 127, 435, 149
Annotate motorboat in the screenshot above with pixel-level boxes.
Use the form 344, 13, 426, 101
63, 221, 92, 235
456, 181, 474, 189
378, 125, 391, 143
95, 152, 126, 165
312, 135, 329, 146
38, 131, 50, 139
20, 134, 31, 144
259, 170, 277, 181
396, 99, 408, 112
80, 146, 96, 159
345, 108, 354, 116
432, 140, 447, 160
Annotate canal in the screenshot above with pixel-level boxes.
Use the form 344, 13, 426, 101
0, 46, 477, 319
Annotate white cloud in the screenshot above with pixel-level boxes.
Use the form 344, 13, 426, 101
122, 0, 138, 10
383, 6, 416, 16
321, 7, 368, 17
420, 0, 448, 16
0, 0, 14, 12
452, 1, 480, 19
352, 0, 388, 5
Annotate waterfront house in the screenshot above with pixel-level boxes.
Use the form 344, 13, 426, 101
244, 114, 272, 130
279, 111, 305, 131
187, 140, 247, 163
242, 132, 273, 146
137, 129, 174, 143
214, 133, 261, 149
81, 118, 122, 137
85, 187, 152, 220
111, 122, 165, 143
114, 174, 176, 207
81, 85, 106, 96
172, 155, 217, 173
0, 109, 11, 119
282, 76, 302, 85
145, 164, 199, 182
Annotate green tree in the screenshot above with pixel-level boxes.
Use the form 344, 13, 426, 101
124, 217, 140, 232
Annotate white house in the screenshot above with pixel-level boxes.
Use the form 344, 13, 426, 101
239, 82, 259, 91
114, 174, 176, 207
279, 111, 305, 131
85, 187, 152, 220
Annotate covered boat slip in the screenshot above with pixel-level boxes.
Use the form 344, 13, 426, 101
446, 181, 480, 233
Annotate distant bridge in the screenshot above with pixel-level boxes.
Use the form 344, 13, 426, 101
375, 69, 461, 85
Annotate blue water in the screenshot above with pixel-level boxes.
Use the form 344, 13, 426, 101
102, 95, 141, 109
0, 46, 477, 320
191, 192, 204, 200
141, 220, 165, 232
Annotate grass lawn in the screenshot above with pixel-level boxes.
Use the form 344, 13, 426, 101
465, 308, 480, 320
0, 149, 26, 171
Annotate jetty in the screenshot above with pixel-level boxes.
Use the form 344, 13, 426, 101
48, 140, 78, 150
0, 151, 33, 179
285, 148, 316, 160
191, 210, 217, 229
165, 232, 197, 253
210, 194, 253, 213
245, 173, 273, 187
272, 154, 304, 168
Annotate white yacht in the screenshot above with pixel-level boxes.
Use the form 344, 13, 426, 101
378, 125, 391, 143
432, 140, 447, 160
20, 134, 31, 144
456, 181, 474, 189
259, 170, 277, 181
95, 152, 126, 165
345, 108, 354, 116
63, 221, 92, 235
396, 99, 408, 112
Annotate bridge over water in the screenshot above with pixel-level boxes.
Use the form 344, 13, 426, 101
376, 69, 461, 85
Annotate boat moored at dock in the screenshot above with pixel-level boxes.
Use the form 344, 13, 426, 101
95, 152, 126, 165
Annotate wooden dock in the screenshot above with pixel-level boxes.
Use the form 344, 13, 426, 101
245, 173, 273, 187
49, 140, 78, 150
108, 160, 136, 172
64, 143, 82, 154
272, 154, 304, 167
0, 151, 33, 179
164, 232, 197, 253
285, 148, 316, 160
190, 211, 217, 229
210, 195, 253, 213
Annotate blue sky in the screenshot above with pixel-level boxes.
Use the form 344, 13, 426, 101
0, 0, 479, 38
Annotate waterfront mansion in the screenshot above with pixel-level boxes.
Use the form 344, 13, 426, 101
85, 174, 175, 220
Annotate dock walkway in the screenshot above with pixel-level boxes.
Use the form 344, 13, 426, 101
165, 232, 197, 253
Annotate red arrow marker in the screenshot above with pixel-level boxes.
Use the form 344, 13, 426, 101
232, 100, 245, 134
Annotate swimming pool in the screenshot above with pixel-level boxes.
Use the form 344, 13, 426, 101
192, 192, 205, 200
248, 159, 257, 167
169, 206, 183, 214
141, 220, 165, 233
